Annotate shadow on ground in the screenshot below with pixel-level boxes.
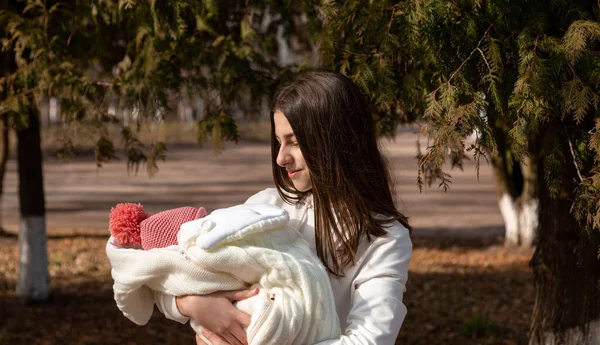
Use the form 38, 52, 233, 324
0, 234, 534, 345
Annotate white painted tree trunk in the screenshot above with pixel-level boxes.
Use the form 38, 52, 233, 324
16, 215, 50, 302
531, 319, 600, 345
499, 193, 520, 245
497, 193, 538, 247
519, 198, 538, 246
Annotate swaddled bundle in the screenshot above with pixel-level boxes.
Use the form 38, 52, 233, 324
105, 203, 340, 345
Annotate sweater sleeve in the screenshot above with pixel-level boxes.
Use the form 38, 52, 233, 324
314, 224, 412, 345
153, 291, 189, 324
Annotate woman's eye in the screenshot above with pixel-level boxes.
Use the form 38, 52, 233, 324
291, 142, 299, 147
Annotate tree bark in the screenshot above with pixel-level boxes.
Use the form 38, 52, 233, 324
529, 127, 600, 345
16, 106, 50, 303
0, 114, 9, 233
0, 11, 13, 234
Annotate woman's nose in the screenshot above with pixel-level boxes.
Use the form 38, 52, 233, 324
276, 146, 292, 167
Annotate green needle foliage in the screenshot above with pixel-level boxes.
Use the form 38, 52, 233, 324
319, 0, 600, 234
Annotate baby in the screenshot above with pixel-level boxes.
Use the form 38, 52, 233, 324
106, 203, 341, 345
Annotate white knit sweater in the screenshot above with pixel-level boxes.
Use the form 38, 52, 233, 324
106, 203, 341, 345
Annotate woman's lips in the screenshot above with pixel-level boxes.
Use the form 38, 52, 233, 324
287, 169, 301, 179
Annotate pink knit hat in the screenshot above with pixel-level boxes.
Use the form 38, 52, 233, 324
109, 203, 208, 250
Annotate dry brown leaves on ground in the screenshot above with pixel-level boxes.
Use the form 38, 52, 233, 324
0, 235, 534, 345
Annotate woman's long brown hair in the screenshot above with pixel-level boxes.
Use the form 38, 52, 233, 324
271, 70, 410, 276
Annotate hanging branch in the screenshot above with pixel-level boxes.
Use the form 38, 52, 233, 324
565, 127, 585, 183
432, 24, 493, 94
477, 47, 492, 72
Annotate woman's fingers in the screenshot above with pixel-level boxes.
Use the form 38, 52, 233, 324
230, 323, 249, 344
181, 290, 255, 345
195, 333, 209, 345
222, 331, 245, 345
202, 328, 243, 345
235, 309, 252, 328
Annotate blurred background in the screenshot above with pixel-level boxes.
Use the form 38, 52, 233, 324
1, 1, 599, 344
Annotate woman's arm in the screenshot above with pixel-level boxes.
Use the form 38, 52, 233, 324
154, 291, 189, 323
177, 290, 256, 345
245, 189, 413, 345
154, 289, 257, 345
151, 190, 278, 344
315, 225, 412, 345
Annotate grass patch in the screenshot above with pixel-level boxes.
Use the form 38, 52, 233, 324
463, 316, 498, 338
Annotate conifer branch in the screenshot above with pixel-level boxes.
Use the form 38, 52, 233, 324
94, 80, 114, 87
43, 0, 49, 47
566, 128, 585, 183
67, 24, 82, 46
341, 49, 381, 58
477, 47, 492, 73
526, 37, 539, 77
386, 8, 396, 35
433, 24, 493, 94
567, 62, 584, 84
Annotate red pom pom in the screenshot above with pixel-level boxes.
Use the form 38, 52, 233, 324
109, 203, 150, 246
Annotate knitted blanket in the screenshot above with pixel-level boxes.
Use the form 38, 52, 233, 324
106, 204, 340, 345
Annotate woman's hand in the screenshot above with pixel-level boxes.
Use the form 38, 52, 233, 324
195, 333, 209, 345
177, 288, 258, 345
195, 329, 230, 345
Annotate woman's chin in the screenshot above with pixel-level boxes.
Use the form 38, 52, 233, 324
293, 183, 312, 193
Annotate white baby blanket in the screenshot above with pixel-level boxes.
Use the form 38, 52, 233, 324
106, 203, 341, 345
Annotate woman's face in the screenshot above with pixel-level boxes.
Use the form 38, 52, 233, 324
273, 110, 312, 192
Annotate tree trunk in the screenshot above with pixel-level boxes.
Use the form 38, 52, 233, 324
518, 153, 539, 247
0, 14, 12, 234
492, 158, 520, 244
0, 114, 9, 233
16, 106, 50, 303
489, 123, 538, 247
529, 128, 600, 345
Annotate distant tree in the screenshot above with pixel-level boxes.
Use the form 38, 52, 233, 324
0, 0, 12, 235
0, 0, 318, 302
0, 0, 50, 302
0, 112, 8, 234
318, 0, 600, 343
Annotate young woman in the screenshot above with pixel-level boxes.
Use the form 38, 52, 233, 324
156, 70, 413, 345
